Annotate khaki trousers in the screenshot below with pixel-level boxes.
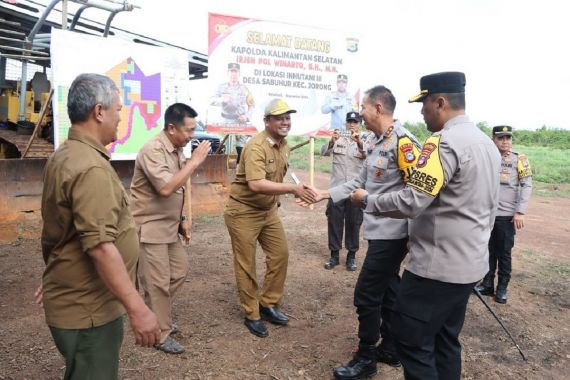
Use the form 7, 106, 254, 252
138, 240, 188, 342
224, 199, 289, 320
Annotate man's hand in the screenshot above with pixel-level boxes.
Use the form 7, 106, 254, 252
238, 115, 248, 123
350, 188, 368, 208
190, 141, 211, 164
179, 220, 192, 244
295, 185, 329, 207
34, 284, 43, 306
128, 304, 161, 348
292, 184, 318, 204
513, 213, 525, 230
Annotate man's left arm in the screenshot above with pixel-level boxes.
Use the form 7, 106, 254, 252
354, 135, 455, 218
515, 155, 533, 229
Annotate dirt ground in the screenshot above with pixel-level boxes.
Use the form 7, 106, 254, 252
1, 171, 569, 380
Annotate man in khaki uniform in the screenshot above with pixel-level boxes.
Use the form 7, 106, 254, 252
40, 73, 160, 380
224, 98, 316, 338
130, 103, 210, 354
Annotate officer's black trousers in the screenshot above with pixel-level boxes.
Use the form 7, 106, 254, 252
326, 198, 363, 253
354, 238, 407, 353
393, 270, 476, 380
488, 216, 515, 282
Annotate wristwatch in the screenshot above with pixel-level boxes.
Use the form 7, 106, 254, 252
180, 215, 188, 221
362, 194, 368, 207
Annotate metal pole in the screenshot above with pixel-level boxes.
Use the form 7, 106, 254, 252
472, 288, 527, 361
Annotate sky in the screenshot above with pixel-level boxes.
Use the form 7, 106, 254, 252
50, 0, 570, 130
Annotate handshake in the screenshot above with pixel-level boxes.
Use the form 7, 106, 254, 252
293, 185, 370, 209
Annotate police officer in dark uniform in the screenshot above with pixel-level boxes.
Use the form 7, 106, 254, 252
475, 125, 532, 303
351, 72, 501, 380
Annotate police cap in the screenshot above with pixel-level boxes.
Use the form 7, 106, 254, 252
337, 74, 348, 82
409, 71, 466, 103
228, 63, 240, 71
492, 125, 513, 137
346, 111, 361, 123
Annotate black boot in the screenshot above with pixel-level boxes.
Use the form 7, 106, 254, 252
346, 251, 357, 271
325, 250, 340, 270
494, 279, 509, 304
475, 273, 494, 296
333, 345, 377, 380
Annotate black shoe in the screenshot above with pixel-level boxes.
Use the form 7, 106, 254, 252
346, 257, 357, 271
325, 251, 340, 270
475, 283, 494, 296
376, 346, 401, 368
333, 356, 377, 380
260, 305, 289, 325
244, 318, 268, 338
494, 284, 508, 304
154, 336, 185, 354
475, 274, 495, 296
325, 256, 340, 269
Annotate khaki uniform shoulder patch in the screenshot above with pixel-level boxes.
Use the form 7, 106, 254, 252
408, 135, 444, 197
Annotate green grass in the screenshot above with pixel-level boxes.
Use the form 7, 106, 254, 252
515, 145, 570, 183
287, 136, 332, 173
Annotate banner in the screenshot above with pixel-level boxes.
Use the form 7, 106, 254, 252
50, 29, 189, 160
207, 13, 360, 136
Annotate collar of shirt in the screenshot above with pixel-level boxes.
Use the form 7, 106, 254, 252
371, 120, 402, 146
68, 128, 111, 160
262, 130, 288, 148
158, 130, 180, 154
442, 114, 471, 130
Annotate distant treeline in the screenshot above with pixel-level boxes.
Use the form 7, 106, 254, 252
403, 121, 570, 149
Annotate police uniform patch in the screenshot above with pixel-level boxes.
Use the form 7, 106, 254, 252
517, 154, 532, 178
399, 143, 415, 163
416, 142, 437, 168
408, 135, 444, 197
397, 136, 421, 183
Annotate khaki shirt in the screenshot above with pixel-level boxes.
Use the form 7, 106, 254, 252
321, 132, 369, 188
368, 115, 502, 284
41, 128, 138, 329
497, 151, 532, 216
229, 130, 289, 210
329, 121, 421, 240
130, 131, 186, 243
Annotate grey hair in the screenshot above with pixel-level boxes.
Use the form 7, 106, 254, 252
67, 73, 119, 124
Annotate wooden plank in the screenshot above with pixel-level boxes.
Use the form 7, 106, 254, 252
22, 89, 53, 159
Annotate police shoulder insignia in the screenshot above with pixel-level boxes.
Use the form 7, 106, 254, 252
517, 154, 532, 178
407, 135, 444, 197
397, 136, 420, 183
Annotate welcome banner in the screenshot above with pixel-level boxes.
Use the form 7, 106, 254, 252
207, 13, 360, 136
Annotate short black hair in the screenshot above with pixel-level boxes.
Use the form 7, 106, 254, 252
428, 93, 466, 111
365, 85, 396, 115
164, 103, 198, 129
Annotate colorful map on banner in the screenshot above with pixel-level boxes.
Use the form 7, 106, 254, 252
51, 29, 189, 160
207, 13, 360, 137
